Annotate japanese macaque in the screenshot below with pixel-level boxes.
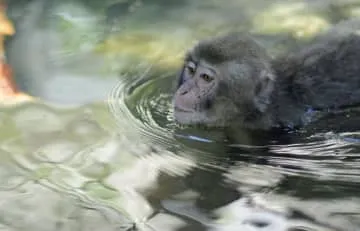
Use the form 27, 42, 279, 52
173, 31, 360, 130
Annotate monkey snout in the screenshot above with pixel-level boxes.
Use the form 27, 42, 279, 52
174, 99, 196, 112
174, 91, 197, 113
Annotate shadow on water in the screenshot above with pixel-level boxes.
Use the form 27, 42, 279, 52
2, 0, 360, 231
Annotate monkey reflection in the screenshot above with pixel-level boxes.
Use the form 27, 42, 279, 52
173, 30, 360, 131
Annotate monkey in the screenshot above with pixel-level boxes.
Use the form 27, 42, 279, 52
173, 30, 360, 131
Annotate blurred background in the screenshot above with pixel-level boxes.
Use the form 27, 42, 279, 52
7, 0, 360, 105
0, 0, 360, 231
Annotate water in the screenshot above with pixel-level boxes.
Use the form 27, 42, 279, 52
2, 0, 360, 230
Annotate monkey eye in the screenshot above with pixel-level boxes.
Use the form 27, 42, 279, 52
201, 73, 213, 82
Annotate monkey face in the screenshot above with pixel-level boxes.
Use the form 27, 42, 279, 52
173, 56, 251, 127
173, 33, 276, 128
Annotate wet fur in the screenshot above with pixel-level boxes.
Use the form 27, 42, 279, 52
173, 30, 360, 130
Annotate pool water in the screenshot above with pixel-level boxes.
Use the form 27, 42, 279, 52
2, 0, 360, 230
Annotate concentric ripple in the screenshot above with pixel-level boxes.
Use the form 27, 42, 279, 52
107, 64, 360, 186
107, 64, 178, 149
106, 65, 235, 167
105, 63, 360, 230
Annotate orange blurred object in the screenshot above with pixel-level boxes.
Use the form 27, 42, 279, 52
0, 0, 33, 105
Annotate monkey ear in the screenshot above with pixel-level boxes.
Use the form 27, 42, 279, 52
253, 70, 276, 113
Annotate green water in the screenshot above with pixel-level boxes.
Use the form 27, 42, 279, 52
2, 0, 360, 230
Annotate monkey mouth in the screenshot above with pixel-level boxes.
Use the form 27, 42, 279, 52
174, 106, 194, 113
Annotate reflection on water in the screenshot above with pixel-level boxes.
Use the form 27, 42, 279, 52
2, 0, 360, 230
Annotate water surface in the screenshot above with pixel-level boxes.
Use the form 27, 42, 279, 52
2, 0, 360, 230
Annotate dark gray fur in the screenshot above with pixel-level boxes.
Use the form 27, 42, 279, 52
173, 30, 360, 130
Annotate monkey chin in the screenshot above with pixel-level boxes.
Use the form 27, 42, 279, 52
173, 109, 231, 128
174, 109, 206, 125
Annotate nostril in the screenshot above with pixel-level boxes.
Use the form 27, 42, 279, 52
180, 90, 188, 95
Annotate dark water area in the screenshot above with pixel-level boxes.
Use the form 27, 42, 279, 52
2, 0, 360, 230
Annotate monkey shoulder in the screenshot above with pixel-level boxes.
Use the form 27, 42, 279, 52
273, 33, 360, 110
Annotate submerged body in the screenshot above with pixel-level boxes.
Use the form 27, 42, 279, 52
173, 31, 360, 130
271, 33, 360, 128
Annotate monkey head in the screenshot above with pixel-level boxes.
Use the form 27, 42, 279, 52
173, 33, 276, 128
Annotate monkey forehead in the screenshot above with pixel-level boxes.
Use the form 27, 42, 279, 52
189, 33, 269, 65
